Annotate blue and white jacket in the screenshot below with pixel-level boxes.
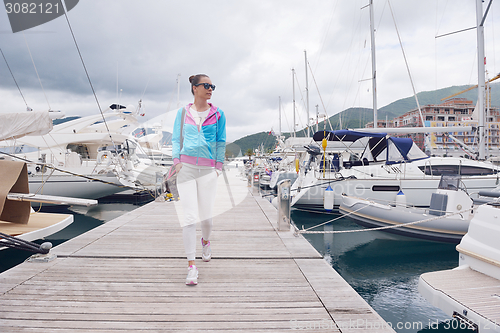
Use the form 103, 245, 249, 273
172, 103, 226, 170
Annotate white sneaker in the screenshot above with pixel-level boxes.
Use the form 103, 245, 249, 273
186, 265, 198, 285
201, 238, 211, 262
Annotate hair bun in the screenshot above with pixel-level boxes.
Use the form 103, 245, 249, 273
188, 75, 195, 84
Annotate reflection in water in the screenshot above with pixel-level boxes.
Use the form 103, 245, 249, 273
292, 210, 472, 333
0, 203, 139, 273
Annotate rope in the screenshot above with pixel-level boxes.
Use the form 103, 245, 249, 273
294, 203, 480, 235
387, 0, 424, 126
0, 47, 30, 110
58, 0, 119, 153
297, 203, 374, 232
291, 175, 355, 192
0, 231, 51, 254
307, 61, 333, 131
0, 151, 137, 190
22, 32, 51, 110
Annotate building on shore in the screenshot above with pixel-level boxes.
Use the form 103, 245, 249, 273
365, 98, 500, 158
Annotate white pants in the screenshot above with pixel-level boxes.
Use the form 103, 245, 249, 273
176, 164, 218, 261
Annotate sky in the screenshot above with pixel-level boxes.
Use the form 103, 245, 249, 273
1, 0, 500, 143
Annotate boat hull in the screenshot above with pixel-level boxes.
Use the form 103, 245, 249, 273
0, 212, 73, 250
339, 195, 470, 243
28, 174, 128, 202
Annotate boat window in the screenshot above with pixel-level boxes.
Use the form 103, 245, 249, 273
419, 165, 498, 176
67, 144, 90, 159
437, 175, 460, 190
459, 166, 497, 175
372, 185, 400, 192
418, 165, 458, 175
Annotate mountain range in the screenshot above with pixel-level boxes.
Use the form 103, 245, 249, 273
227, 82, 500, 157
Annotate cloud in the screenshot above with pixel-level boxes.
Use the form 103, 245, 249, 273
1, 0, 499, 142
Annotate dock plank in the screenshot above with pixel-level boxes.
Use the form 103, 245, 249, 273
420, 267, 500, 327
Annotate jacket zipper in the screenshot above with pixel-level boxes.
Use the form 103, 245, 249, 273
187, 110, 216, 166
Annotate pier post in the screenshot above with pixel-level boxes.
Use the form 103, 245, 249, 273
277, 179, 291, 231
155, 171, 164, 201
252, 170, 260, 194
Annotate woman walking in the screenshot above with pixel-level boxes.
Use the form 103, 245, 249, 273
171, 74, 226, 285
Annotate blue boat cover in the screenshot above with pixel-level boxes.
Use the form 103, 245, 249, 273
313, 130, 429, 165
386, 137, 429, 164
313, 129, 386, 142
390, 137, 413, 156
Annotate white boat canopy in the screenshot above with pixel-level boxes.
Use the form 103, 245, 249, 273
0, 112, 53, 141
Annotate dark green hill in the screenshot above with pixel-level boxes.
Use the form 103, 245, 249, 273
378, 83, 500, 115
228, 83, 500, 156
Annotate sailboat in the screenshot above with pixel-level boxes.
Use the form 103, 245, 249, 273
288, 0, 500, 212
418, 1, 500, 331
289, 128, 499, 211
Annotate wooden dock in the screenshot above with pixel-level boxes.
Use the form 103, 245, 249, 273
0, 170, 395, 332
420, 267, 500, 331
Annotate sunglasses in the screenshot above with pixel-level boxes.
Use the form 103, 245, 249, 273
194, 83, 216, 91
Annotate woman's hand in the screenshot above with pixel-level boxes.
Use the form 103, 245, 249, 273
175, 163, 183, 174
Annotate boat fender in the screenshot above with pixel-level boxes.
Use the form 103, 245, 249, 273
395, 190, 406, 207
324, 185, 334, 211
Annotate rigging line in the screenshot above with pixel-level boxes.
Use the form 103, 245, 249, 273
22, 32, 51, 110
34, 166, 56, 195
325, 8, 362, 113
293, 74, 309, 136
58, 0, 118, 152
141, 77, 151, 101
434, 0, 451, 38
313, 0, 339, 72
307, 61, 333, 131
0, 150, 138, 190
42, 133, 63, 164
299, 202, 369, 232
387, 0, 425, 126
0, 47, 29, 109
281, 99, 292, 136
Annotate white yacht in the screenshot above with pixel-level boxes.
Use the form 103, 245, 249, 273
290, 130, 500, 212
419, 199, 500, 332
1, 104, 168, 200
339, 175, 476, 243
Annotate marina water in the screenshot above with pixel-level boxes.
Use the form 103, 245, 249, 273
292, 209, 473, 332
0, 202, 141, 273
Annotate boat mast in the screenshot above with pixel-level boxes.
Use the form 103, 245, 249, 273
369, 0, 378, 129
292, 68, 296, 137
176, 74, 181, 108
305, 50, 310, 137
476, 0, 486, 160
278, 96, 282, 137
316, 104, 319, 132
